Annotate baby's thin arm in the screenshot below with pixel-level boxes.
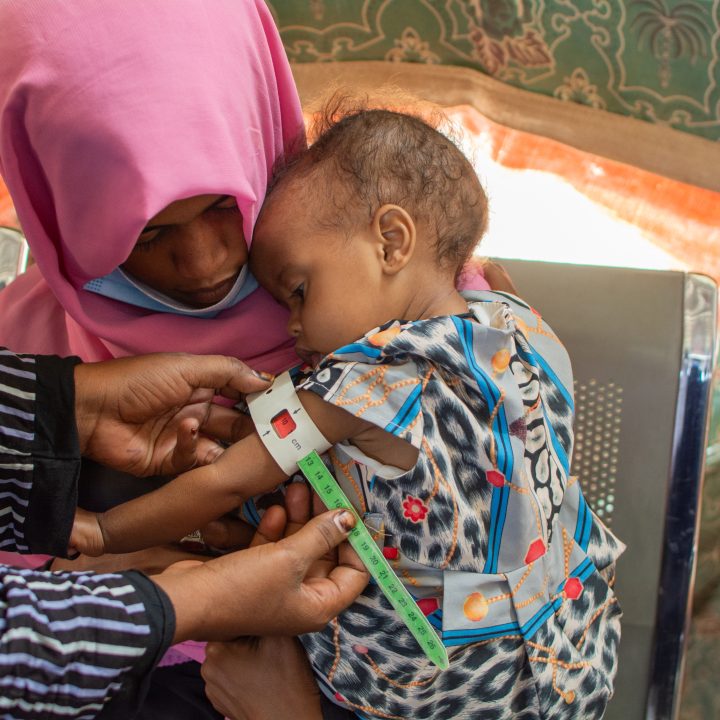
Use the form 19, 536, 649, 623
95, 391, 372, 554
96, 431, 287, 553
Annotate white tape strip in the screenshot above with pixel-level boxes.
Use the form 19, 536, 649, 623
247, 371, 331, 475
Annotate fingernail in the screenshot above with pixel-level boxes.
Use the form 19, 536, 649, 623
333, 510, 356, 533
252, 370, 275, 382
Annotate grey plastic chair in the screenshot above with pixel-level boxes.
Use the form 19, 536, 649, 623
0, 226, 29, 288
500, 259, 717, 720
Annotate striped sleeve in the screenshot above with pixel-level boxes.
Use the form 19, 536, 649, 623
0, 348, 81, 556
0, 566, 174, 718
0, 348, 175, 716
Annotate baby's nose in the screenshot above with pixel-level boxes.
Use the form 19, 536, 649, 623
286, 310, 302, 337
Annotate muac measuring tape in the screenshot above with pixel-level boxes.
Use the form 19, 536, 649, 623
248, 372, 449, 670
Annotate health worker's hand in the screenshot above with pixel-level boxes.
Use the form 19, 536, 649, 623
153, 505, 368, 641
202, 637, 322, 720
200, 483, 334, 720
74, 352, 272, 477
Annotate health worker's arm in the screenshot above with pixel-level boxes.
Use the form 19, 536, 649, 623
0, 504, 365, 720
0, 345, 269, 558
0, 348, 82, 556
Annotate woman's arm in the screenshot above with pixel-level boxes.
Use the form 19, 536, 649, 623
0, 562, 173, 719
0, 505, 366, 720
0, 349, 82, 556
0, 346, 271, 557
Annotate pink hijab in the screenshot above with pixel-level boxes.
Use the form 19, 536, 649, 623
0, 0, 302, 372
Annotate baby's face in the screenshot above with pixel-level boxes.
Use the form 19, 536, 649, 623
251, 186, 390, 365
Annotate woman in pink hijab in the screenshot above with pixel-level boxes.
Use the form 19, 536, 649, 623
0, 1, 496, 716
0, 1, 308, 715
0, 0, 302, 370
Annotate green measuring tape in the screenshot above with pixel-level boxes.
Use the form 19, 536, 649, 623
297, 450, 449, 670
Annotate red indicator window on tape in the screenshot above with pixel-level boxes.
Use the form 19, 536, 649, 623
270, 409, 296, 439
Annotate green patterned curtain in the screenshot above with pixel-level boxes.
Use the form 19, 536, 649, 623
268, 0, 720, 141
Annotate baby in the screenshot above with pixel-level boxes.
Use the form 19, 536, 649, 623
73, 106, 624, 719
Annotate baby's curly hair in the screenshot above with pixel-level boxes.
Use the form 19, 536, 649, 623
268, 96, 488, 273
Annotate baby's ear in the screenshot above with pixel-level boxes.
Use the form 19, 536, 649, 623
373, 204, 416, 275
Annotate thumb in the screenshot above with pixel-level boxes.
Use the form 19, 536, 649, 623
169, 418, 200, 473
180, 355, 273, 399
280, 509, 356, 568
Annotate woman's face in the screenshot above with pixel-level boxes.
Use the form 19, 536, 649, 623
121, 194, 248, 308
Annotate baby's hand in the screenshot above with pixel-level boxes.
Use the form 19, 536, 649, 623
68, 508, 107, 558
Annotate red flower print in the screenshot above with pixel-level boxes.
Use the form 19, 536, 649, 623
402, 495, 429, 523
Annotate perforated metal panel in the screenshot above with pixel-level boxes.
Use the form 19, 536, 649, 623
572, 379, 624, 525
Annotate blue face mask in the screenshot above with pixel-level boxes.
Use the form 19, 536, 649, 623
84, 265, 259, 318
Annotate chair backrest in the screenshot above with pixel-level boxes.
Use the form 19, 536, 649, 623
500, 259, 717, 720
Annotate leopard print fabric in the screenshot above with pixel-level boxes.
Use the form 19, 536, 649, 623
246, 293, 625, 719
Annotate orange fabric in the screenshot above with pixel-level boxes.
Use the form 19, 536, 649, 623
0, 176, 17, 227
448, 105, 720, 284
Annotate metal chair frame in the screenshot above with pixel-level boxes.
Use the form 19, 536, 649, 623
500, 260, 717, 720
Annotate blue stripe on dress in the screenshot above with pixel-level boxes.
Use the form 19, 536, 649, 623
521, 597, 563, 639
442, 620, 522, 646
574, 491, 593, 551
451, 317, 514, 573
514, 341, 539, 369
385, 384, 422, 436
573, 556, 595, 581
426, 611, 443, 631
332, 342, 382, 359
554, 557, 595, 593
484, 484, 510, 575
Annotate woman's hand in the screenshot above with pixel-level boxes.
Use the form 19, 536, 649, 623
74, 352, 272, 477
482, 258, 518, 294
153, 496, 368, 641
202, 637, 322, 720
200, 483, 327, 719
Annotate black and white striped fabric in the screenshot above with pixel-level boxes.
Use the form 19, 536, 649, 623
0, 348, 172, 719
0, 348, 37, 554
